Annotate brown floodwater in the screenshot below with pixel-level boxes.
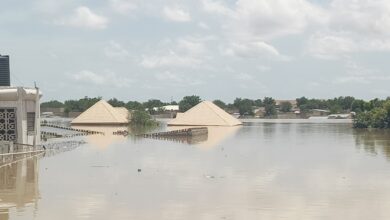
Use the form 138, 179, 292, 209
2, 119, 390, 220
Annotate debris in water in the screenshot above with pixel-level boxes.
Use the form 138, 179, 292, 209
138, 169, 142, 172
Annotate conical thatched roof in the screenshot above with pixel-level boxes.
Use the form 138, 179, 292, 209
168, 101, 242, 126
71, 100, 129, 125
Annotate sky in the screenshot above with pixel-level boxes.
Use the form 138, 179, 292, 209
1, 0, 390, 103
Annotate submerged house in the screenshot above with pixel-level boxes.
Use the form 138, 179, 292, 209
71, 100, 130, 125
168, 101, 242, 126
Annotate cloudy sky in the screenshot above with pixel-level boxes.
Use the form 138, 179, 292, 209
1, 0, 390, 102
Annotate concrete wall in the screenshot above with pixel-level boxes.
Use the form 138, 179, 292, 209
0, 90, 40, 145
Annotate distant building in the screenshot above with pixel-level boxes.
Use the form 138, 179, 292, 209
0, 55, 10, 86
152, 105, 179, 112
0, 87, 41, 145
275, 100, 298, 109
327, 114, 351, 119
40, 107, 65, 117
310, 109, 330, 117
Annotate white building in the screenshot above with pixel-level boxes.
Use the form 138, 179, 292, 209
0, 87, 41, 145
152, 105, 179, 112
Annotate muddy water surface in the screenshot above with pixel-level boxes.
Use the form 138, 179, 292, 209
2, 120, 390, 220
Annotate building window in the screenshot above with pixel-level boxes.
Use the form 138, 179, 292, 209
0, 108, 17, 141
27, 112, 35, 132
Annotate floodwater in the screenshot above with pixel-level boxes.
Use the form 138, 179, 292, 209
2, 119, 390, 220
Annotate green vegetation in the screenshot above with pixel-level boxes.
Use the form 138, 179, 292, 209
354, 100, 390, 129
179, 95, 201, 112
129, 110, 159, 126
296, 96, 360, 114
279, 101, 292, 113
41, 100, 64, 108
40, 95, 390, 129
144, 99, 165, 114
64, 97, 101, 114
233, 98, 254, 116
263, 97, 277, 117
108, 98, 125, 107
213, 99, 227, 109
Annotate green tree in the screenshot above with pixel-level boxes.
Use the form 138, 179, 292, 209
296, 97, 308, 107
64, 96, 101, 113
179, 95, 201, 112
233, 98, 254, 116
130, 110, 158, 126
329, 104, 342, 114
108, 98, 125, 107
279, 101, 292, 112
263, 97, 276, 117
254, 99, 263, 107
353, 111, 372, 128
126, 101, 144, 111
354, 100, 390, 129
143, 99, 165, 114
338, 96, 355, 110
41, 100, 64, 108
351, 99, 368, 113
296, 97, 310, 113
213, 99, 227, 109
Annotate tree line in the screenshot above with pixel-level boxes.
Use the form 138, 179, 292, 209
40, 96, 201, 114
353, 100, 390, 129
41, 96, 390, 125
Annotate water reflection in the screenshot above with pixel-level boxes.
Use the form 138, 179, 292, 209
166, 126, 242, 149
0, 157, 39, 220
5, 121, 390, 220
144, 133, 209, 145
71, 125, 129, 149
354, 129, 390, 160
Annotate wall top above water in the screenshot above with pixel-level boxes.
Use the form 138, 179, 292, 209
0, 86, 42, 101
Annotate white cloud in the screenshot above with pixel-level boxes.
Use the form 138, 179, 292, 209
141, 51, 201, 69
72, 70, 133, 87
307, 32, 357, 59
177, 39, 206, 56
140, 37, 210, 69
225, 41, 289, 61
308, 0, 390, 58
110, 0, 138, 14
231, 0, 327, 41
33, 0, 71, 14
236, 72, 254, 81
198, 22, 210, 30
200, 0, 322, 61
163, 6, 191, 22
333, 61, 390, 84
154, 71, 204, 87
57, 6, 108, 30
104, 41, 129, 60
308, 31, 390, 59
330, 0, 390, 36
226, 41, 279, 57
201, 0, 233, 16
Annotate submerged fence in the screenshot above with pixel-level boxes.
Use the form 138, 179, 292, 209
141, 127, 208, 138
0, 140, 86, 168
